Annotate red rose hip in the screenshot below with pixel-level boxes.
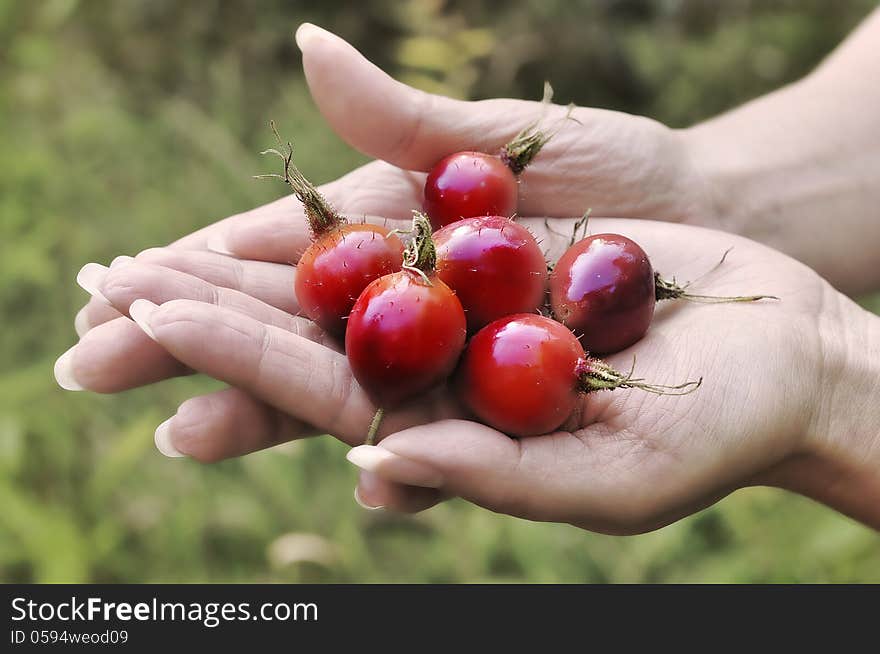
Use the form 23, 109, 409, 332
550, 232, 778, 355
457, 314, 584, 437
296, 224, 404, 336
423, 152, 518, 230
422, 121, 555, 229
550, 233, 655, 355
434, 216, 548, 332
346, 270, 466, 408
456, 314, 700, 437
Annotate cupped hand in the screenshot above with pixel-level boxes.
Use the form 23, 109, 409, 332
327, 221, 833, 533
65, 212, 837, 533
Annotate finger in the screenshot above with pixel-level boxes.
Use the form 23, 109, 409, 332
127, 298, 459, 445
59, 261, 334, 394
75, 257, 134, 334
76, 249, 301, 336
209, 162, 422, 263
297, 23, 542, 172
171, 160, 424, 258
345, 420, 548, 518
55, 317, 190, 393
298, 24, 698, 221
92, 261, 323, 343
154, 387, 319, 462
342, 419, 670, 532
75, 300, 122, 337
167, 197, 301, 252
354, 471, 445, 513
134, 249, 301, 314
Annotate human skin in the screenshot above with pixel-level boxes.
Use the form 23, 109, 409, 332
58, 16, 880, 531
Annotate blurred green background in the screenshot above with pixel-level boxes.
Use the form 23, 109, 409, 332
2, 0, 879, 583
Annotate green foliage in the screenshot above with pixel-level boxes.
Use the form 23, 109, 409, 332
1, 0, 878, 583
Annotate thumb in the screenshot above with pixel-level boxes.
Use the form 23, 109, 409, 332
292, 24, 698, 224
294, 23, 545, 171
345, 419, 601, 525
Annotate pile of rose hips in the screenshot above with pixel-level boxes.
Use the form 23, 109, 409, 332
260, 123, 773, 443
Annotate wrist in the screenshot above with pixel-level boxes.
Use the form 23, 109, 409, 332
679, 74, 880, 295
676, 86, 807, 239
676, 110, 762, 237
785, 291, 880, 527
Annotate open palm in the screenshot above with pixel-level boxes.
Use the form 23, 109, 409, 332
69, 212, 828, 533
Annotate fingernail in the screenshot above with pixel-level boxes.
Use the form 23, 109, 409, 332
110, 255, 134, 268
76, 263, 111, 304
129, 299, 158, 340
295, 23, 329, 51
206, 232, 235, 256
346, 445, 444, 488
154, 416, 185, 458
74, 307, 90, 337
353, 486, 384, 511
54, 345, 84, 391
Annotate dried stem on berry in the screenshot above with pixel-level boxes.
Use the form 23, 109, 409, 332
400, 212, 437, 284
576, 357, 702, 396
654, 248, 778, 303
499, 83, 577, 175
544, 209, 592, 276
255, 121, 344, 238
500, 124, 553, 175
568, 208, 592, 248
366, 407, 385, 446
654, 273, 778, 303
